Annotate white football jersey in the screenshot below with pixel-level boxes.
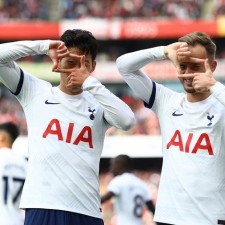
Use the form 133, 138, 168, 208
107, 173, 151, 225
0, 148, 27, 225
117, 46, 225, 225
0, 40, 135, 219
17, 73, 111, 218
149, 84, 225, 225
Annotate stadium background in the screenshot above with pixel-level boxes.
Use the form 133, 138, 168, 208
0, 0, 225, 224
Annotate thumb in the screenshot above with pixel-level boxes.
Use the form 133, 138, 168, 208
52, 59, 59, 72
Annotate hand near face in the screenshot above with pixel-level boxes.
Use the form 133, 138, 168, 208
164, 42, 204, 67
54, 53, 90, 89
177, 59, 217, 93
164, 42, 186, 67
48, 41, 70, 72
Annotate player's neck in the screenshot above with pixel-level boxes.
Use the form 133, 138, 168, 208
187, 92, 211, 102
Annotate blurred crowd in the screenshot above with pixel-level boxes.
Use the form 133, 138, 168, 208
0, 0, 224, 21
62, 0, 225, 20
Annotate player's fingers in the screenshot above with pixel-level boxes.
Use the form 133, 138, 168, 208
57, 46, 69, 54
177, 73, 196, 79
177, 57, 204, 63
57, 41, 66, 50
188, 57, 205, 63
57, 51, 70, 59
52, 59, 59, 72
176, 50, 191, 56
179, 42, 188, 47
177, 46, 190, 52
69, 53, 82, 60
204, 59, 211, 72
80, 55, 86, 68
53, 67, 74, 73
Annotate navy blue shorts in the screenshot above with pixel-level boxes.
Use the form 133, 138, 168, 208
24, 209, 104, 225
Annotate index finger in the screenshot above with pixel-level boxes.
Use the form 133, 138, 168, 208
204, 59, 212, 72
53, 68, 75, 73
177, 56, 205, 64
79, 55, 86, 69
68, 53, 82, 61
177, 73, 196, 79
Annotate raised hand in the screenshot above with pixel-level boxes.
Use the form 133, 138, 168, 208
48, 41, 70, 72
54, 53, 90, 89
177, 59, 217, 92
176, 43, 205, 64
164, 42, 185, 67
164, 42, 205, 68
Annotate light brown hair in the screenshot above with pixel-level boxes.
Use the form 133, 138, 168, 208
178, 32, 216, 61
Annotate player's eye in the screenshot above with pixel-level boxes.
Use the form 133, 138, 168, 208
68, 60, 76, 65
66, 60, 78, 67
192, 64, 201, 70
179, 65, 186, 70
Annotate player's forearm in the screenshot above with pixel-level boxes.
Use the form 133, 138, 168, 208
82, 76, 136, 130
210, 82, 225, 106
116, 46, 165, 73
0, 40, 50, 63
0, 40, 49, 92
101, 192, 114, 204
116, 47, 165, 103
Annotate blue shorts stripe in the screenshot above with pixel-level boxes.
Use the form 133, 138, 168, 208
24, 209, 104, 225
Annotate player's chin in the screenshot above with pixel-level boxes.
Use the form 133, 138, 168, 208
184, 87, 196, 93
67, 86, 82, 94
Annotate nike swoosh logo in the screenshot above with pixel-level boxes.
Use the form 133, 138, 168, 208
172, 111, 183, 116
45, 100, 60, 105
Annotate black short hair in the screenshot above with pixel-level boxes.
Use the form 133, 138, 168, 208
114, 154, 132, 170
0, 122, 19, 143
60, 29, 98, 60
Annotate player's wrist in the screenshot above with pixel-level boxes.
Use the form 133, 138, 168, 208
149, 46, 166, 60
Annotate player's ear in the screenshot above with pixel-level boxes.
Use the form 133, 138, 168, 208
211, 60, 217, 72
90, 60, 96, 73
0, 132, 6, 143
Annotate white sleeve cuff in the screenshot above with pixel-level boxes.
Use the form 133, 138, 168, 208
157, 46, 167, 60
39, 40, 50, 55
82, 76, 98, 91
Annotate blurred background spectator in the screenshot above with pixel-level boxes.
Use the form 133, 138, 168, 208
0, 0, 224, 21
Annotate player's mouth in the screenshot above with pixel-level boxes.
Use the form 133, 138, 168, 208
184, 78, 193, 85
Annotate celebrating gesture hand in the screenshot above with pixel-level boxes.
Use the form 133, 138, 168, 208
54, 53, 90, 89
164, 42, 204, 67
177, 59, 217, 93
165, 42, 217, 93
48, 40, 70, 72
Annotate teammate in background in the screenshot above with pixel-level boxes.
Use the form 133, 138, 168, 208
0, 29, 135, 225
101, 154, 160, 225
116, 32, 225, 225
0, 122, 27, 225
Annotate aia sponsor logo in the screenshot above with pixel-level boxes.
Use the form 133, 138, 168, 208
167, 130, 214, 155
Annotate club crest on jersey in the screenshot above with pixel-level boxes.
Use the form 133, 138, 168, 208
207, 112, 214, 126
88, 107, 96, 120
